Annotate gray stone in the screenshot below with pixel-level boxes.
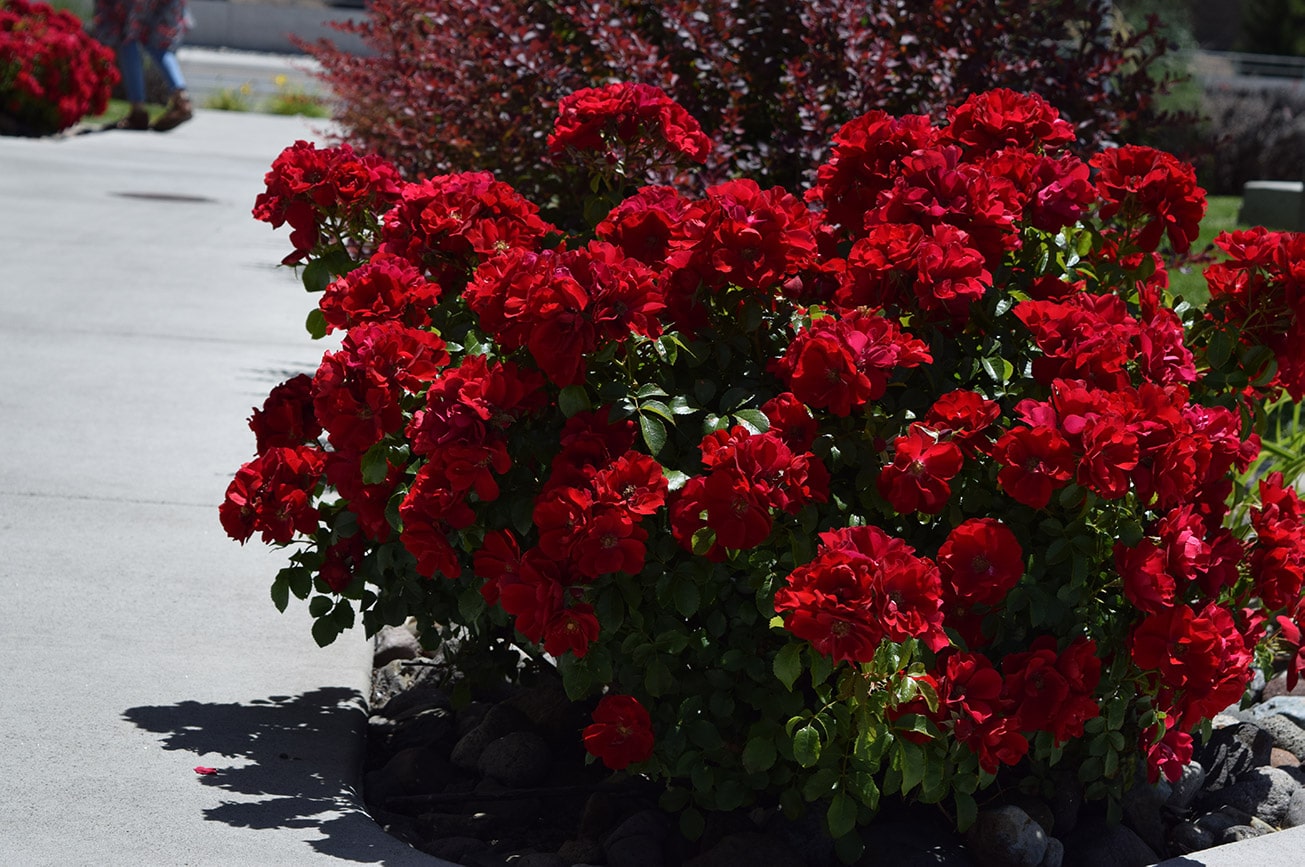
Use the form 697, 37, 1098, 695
557, 839, 604, 864
1001, 792, 1056, 835
1249, 696, 1305, 728
422, 834, 498, 865
683, 832, 804, 867
506, 854, 567, 867
1122, 776, 1171, 855
964, 805, 1048, 867
1165, 760, 1207, 813
1061, 817, 1159, 867
1038, 836, 1064, 867
374, 623, 423, 667
364, 746, 457, 804
856, 808, 972, 866
1192, 721, 1273, 791
478, 730, 552, 788
387, 706, 456, 754
603, 809, 669, 867
1216, 824, 1270, 844
1248, 667, 1268, 703
1048, 768, 1084, 835
1198, 765, 1302, 826
1167, 820, 1215, 855
1195, 804, 1255, 837
1283, 786, 1305, 828
450, 702, 531, 771
1258, 713, 1305, 760
1263, 671, 1305, 700
506, 677, 589, 748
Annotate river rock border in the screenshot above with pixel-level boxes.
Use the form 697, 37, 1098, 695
361, 624, 1305, 867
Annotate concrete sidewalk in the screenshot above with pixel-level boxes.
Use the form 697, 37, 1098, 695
0, 111, 446, 864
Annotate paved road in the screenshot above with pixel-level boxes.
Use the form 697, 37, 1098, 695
0, 111, 445, 865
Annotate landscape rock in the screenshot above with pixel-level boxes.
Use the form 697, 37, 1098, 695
603, 809, 670, 867
1047, 768, 1084, 834
1197, 765, 1302, 826
1216, 824, 1270, 844
1165, 760, 1207, 813
374, 622, 423, 667
1060, 817, 1158, 867
1192, 721, 1273, 791
1263, 671, 1305, 700
857, 807, 973, 866
1167, 819, 1214, 855
557, 839, 605, 864
1282, 786, 1305, 828
1271, 747, 1301, 769
420, 835, 499, 866
1122, 774, 1171, 855
1257, 713, 1305, 760
1248, 696, 1305, 728
365, 745, 457, 804
964, 805, 1048, 867
386, 706, 455, 755
683, 831, 804, 867
478, 730, 552, 788
451, 702, 531, 771
507, 854, 567, 867
1038, 836, 1063, 867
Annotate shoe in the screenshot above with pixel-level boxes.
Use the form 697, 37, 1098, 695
152, 93, 193, 132
113, 107, 149, 131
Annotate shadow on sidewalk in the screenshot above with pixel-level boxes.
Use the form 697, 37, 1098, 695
123, 687, 412, 863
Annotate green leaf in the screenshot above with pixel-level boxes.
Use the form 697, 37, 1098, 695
802, 767, 840, 802
691, 527, 716, 556
719, 387, 751, 412
644, 659, 674, 697
793, 724, 821, 767
458, 586, 486, 621
849, 769, 880, 809
560, 656, 592, 701
673, 578, 700, 617
679, 808, 705, 841
641, 399, 676, 423
827, 791, 858, 839
833, 829, 865, 864
773, 642, 803, 691
558, 385, 591, 418
308, 595, 333, 618
288, 567, 312, 600
305, 308, 328, 340
899, 742, 925, 795
742, 736, 778, 774
954, 791, 978, 832
360, 442, 390, 485
302, 257, 337, 293
640, 414, 668, 455
311, 615, 341, 647
1207, 327, 1236, 369
733, 409, 770, 434
694, 379, 716, 405
270, 576, 290, 613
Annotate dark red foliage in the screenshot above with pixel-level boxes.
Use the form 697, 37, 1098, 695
302, 0, 1185, 213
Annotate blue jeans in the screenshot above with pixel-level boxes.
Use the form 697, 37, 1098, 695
117, 41, 187, 103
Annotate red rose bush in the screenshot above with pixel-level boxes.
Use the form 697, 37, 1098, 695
226, 84, 1305, 858
0, 0, 117, 136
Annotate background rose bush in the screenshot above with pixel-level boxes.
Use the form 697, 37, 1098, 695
225, 84, 1305, 860
301, 0, 1187, 223
0, 0, 117, 136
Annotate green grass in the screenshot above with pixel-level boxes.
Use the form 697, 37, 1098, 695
1166, 195, 1243, 308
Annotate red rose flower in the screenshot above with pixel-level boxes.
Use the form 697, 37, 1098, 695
583, 695, 655, 770
938, 518, 1024, 610
994, 426, 1075, 509
877, 426, 964, 515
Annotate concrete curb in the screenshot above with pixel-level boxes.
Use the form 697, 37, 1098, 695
0, 110, 447, 865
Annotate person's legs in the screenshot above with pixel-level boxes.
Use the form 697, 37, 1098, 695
113, 41, 149, 130
144, 45, 187, 93
145, 46, 193, 132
